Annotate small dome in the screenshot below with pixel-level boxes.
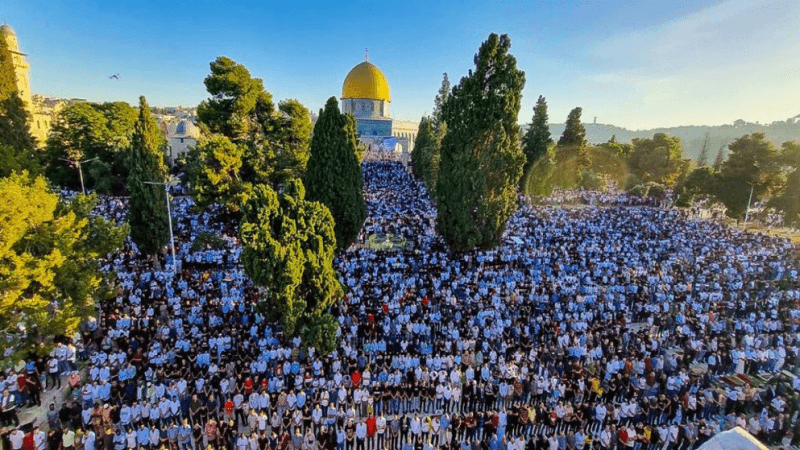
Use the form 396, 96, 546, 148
0, 24, 16, 37
342, 60, 391, 102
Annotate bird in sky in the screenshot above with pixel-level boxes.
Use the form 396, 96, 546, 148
108, 74, 120, 80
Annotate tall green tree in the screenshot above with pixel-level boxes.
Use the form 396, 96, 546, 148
411, 116, 441, 195
674, 166, 717, 207
523, 144, 556, 197
186, 135, 244, 211
0, 173, 127, 359
558, 107, 587, 147
716, 132, 782, 219
304, 97, 366, 250
551, 107, 589, 189
411, 116, 432, 180
44, 101, 153, 193
767, 141, 800, 228
127, 96, 170, 256
436, 33, 526, 251
521, 95, 553, 179
190, 57, 313, 209
239, 180, 342, 352
432, 73, 450, 133
627, 133, 690, 187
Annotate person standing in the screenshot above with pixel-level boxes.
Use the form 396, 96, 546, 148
61, 428, 76, 450
1, 389, 19, 427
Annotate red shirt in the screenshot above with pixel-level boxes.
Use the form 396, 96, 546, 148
23, 432, 34, 450
352, 371, 361, 388
244, 379, 254, 394
366, 416, 376, 437
225, 400, 234, 415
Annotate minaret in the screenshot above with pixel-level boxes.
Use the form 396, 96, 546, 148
1, 24, 34, 112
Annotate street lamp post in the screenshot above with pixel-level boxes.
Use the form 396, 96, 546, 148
144, 177, 178, 273
60, 157, 99, 195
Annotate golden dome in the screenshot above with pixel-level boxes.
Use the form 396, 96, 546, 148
342, 60, 391, 101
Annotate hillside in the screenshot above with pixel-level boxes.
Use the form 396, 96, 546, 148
527, 116, 800, 162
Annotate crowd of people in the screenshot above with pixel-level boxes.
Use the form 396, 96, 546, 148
536, 190, 669, 209
2, 160, 800, 450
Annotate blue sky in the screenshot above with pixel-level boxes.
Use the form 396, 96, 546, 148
4, 0, 799, 129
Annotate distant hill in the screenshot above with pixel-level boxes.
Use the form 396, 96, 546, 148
526, 116, 800, 162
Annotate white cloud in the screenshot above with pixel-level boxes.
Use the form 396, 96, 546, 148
582, 0, 800, 128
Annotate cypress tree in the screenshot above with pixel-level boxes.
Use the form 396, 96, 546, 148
304, 97, 366, 250
521, 95, 552, 179
127, 96, 170, 256
411, 116, 439, 193
411, 116, 431, 180
436, 33, 526, 251
558, 107, 587, 147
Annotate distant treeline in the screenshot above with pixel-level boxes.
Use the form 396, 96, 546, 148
528, 117, 800, 162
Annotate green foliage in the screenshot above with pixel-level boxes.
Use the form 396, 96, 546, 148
304, 97, 366, 250
587, 139, 630, 187
523, 144, 555, 198
300, 314, 339, 356
551, 145, 588, 190
192, 57, 313, 210
558, 107, 587, 147
190, 231, 227, 252
436, 33, 526, 251
522, 95, 552, 177
717, 133, 783, 219
0, 173, 126, 360
127, 96, 170, 255
627, 133, 690, 187
197, 56, 275, 143
0, 33, 16, 100
767, 141, 800, 228
186, 134, 244, 211
272, 99, 313, 186
674, 166, 717, 207
239, 180, 342, 342
44, 101, 153, 193
432, 73, 450, 133
0, 96, 39, 173
579, 169, 607, 191
411, 116, 441, 195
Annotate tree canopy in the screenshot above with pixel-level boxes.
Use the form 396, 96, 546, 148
239, 180, 342, 352
44, 101, 159, 193
189, 57, 313, 210
716, 132, 783, 219
436, 33, 526, 251
303, 97, 366, 250
0, 172, 126, 360
521, 95, 552, 179
558, 107, 587, 147
411, 116, 441, 195
127, 96, 170, 256
627, 133, 690, 188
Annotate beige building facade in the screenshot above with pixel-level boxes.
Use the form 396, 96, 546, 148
1, 23, 60, 145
